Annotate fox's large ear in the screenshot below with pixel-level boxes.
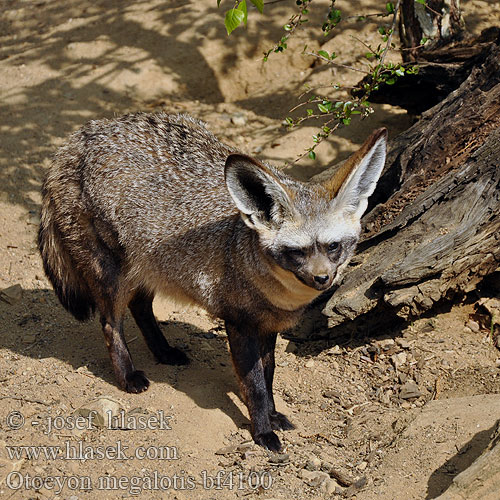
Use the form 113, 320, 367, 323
323, 128, 387, 219
225, 154, 294, 230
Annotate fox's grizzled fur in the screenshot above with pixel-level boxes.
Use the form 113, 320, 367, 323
38, 112, 387, 451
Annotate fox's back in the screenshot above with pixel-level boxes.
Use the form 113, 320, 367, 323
71, 113, 238, 240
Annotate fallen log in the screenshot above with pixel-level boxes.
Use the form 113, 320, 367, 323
312, 41, 500, 333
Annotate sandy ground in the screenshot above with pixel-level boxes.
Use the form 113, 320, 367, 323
1, 0, 500, 498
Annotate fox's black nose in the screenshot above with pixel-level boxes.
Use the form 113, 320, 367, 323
313, 274, 329, 285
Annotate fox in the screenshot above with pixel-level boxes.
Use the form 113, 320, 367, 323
38, 112, 387, 451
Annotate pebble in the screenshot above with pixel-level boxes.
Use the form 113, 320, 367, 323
76, 396, 124, 427
467, 320, 480, 333
396, 338, 411, 349
231, 113, 247, 126
391, 352, 407, 370
326, 345, 342, 355
399, 380, 422, 400
358, 461, 368, 471
215, 444, 237, 455
321, 477, 340, 494
299, 469, 330, 487
305, 359, 315, 368
0, 284, 23, 305
305, 456, 322, 470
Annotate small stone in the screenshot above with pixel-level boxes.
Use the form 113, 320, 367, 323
321, 477, 340, 494
467, 320, 480, 333
268, 452, 290, 464
76, 396, 124, 428
215, 445, 237, 455
495, 358, 500, 369
305, 359, 315, 368
326, 345, 341, 355
378, 338, 395, 348
236, 441, 254, 453
329, 468, 354, 487
0, 284, 23, 305
323, 390, 341, 403
357, 461, 368, 471
299, 469, 329, 487
399, 380, 422, 400
305, 456, 322, 470
463, 327, 473, 334
286, 342, 298, 353
396, 339, 411, 349
231, 113, 246, 126
391, 352, 407, 370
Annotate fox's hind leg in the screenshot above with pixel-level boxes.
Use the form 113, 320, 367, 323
260, 333, 295, 431
128, 290, 189, 365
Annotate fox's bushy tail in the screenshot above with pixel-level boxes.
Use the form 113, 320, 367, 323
38, 179, 96, 322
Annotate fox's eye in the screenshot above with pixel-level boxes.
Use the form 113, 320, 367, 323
286, 248, 306, 259
328, 242, 340, 252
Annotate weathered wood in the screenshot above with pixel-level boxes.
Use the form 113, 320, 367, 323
434, 420, 500, 500
399, 0, 465, 63
315, 43, 500, 330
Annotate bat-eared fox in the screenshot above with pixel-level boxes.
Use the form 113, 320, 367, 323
38, 112, 387, 451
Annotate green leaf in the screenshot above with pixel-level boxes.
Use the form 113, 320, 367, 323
386, 2, 395, 14
342, 117, 351, 125
385, 77, 396, 85
365, 52, 374, 59
225, 7, 245, 35
238, 0, 248, 25
308, 150, 316, 160
415, 0, 426, 4
250, 0, 264, 13
217, 0, 222, 6
378, 26, 386, 35
330, 51, 337, 59
318, 50, 330, 59
317, 103, 329, 113
395, 68, 405, 76
306, 108, 313, 116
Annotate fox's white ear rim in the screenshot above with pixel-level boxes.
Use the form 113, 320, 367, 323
224, 153, 293, 226
335, 129, 387, 218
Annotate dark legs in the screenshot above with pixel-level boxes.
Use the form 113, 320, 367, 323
261, 333, 294, 432
128, 290, 189, 366
99, 288, 188, 394
226, 322, 293, 452
100, 314, 150, 393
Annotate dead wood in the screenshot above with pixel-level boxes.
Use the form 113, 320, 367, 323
314, 41, 500, 331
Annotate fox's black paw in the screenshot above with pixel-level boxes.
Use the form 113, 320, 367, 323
156, 346, 189, 365
270, 411, 295, 431
254, 431, 282, 452
125, 370, 150, 393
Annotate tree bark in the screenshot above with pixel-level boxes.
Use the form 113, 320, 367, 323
313, 42, 500, 333
399, 0, 465, 62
